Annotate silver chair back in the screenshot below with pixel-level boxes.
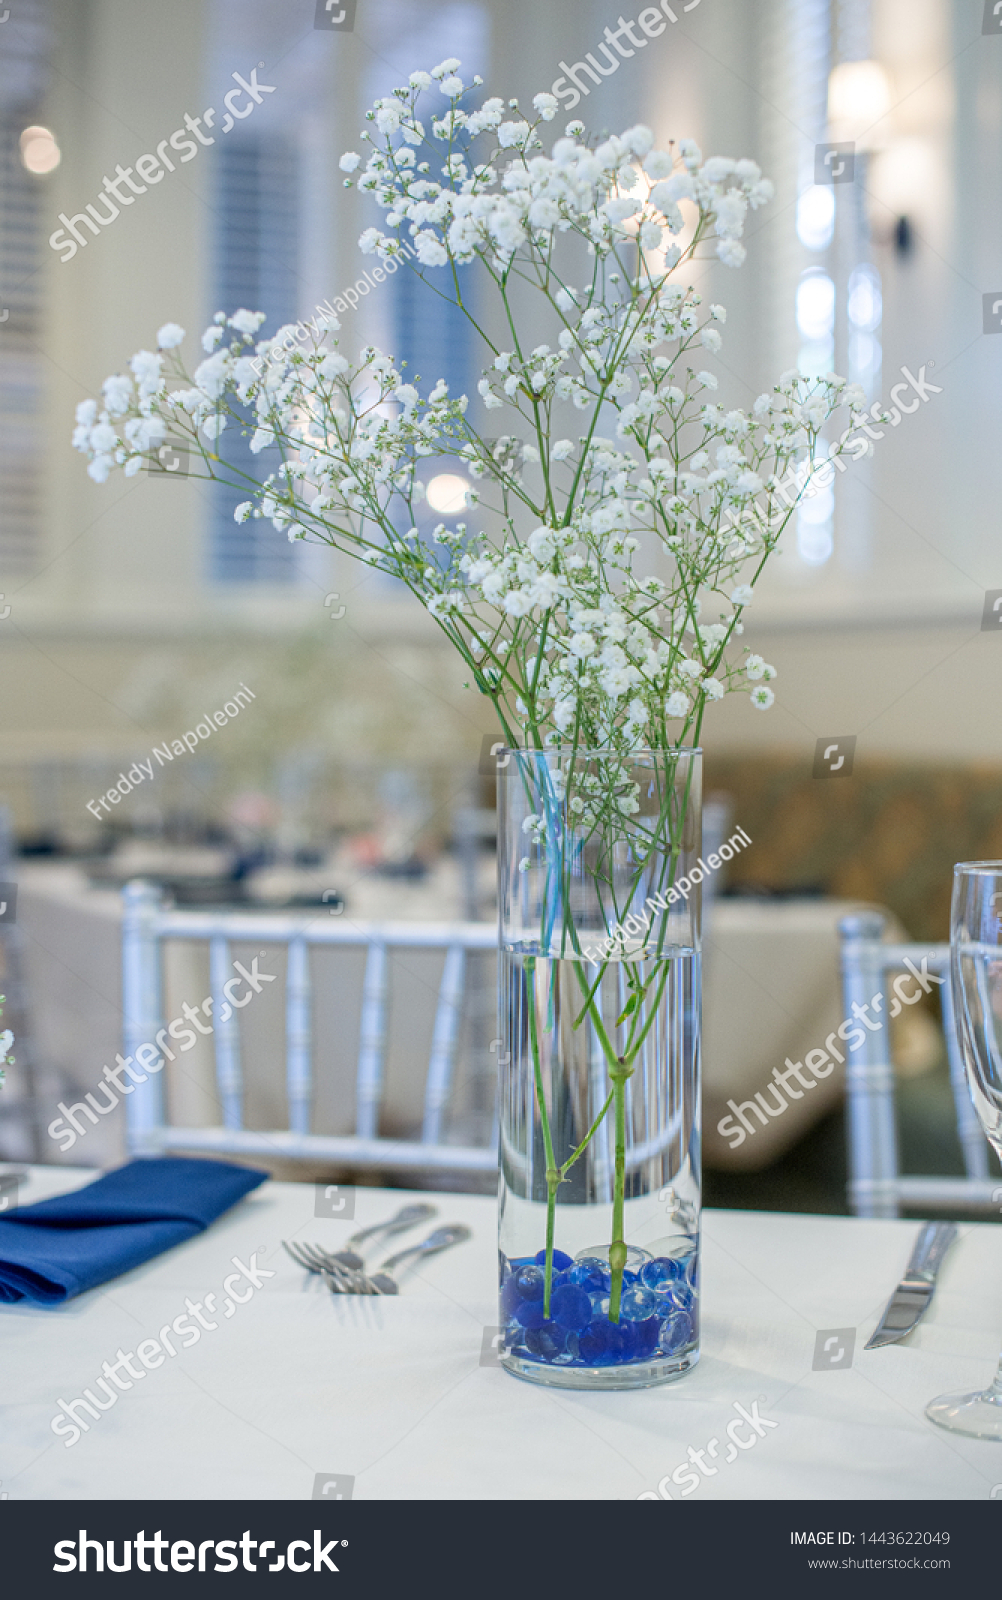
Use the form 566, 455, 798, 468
839, 910, 997, 1216
122, 879, 498, 1178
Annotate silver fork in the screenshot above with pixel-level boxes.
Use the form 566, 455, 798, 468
328, 1225, 472, 1296
282, 1239, 364, 1292
282, 1202, 437, 1287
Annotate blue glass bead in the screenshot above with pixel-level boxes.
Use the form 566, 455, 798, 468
569, 1259, 610, 1293
667, 1282, 695, 1316
514, 1297, 547, 1329
640, 1256, 685, 1292
564, 1332, 581, 1363
535, 1248, 574, 1271
578, 1325, 612, 1366
525, 1320, 567, 1361
549, 1283, 593, 1332
619, 1284, 661, 1322
660, 1309, 693, 1355
621, 1269, 640, 1287
512, 1264, 546, 1302
604, 1320, 639, 1362
634, 1315, 660, 1356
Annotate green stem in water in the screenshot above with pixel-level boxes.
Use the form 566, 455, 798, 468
559, 1089, 615, 1180
567, 958, 645, 1323
608, 1064, 630, 1322
526, 955, 560, 1319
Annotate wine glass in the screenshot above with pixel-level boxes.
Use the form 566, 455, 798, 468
926, 861, 1002, 1439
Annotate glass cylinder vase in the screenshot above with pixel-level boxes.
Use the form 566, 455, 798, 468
496, 747, 702, 1390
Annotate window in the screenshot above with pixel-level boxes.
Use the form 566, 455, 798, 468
209, 133, 301, 582
0, 0, 53, 575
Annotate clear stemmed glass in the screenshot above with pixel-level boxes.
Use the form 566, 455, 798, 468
926, 861, 1002, 1439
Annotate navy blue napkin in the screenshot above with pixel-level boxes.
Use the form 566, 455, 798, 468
0, 1157, 267, 1305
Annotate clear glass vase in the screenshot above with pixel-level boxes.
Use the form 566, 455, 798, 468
496, 747, 702, 1390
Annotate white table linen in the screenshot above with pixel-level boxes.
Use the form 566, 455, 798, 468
2, 1166, 1001, 1501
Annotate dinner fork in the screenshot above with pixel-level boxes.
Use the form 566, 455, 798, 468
282, 1239, 364, 1291
282, 1202, 438, 1285
328, 1225, 472, 1296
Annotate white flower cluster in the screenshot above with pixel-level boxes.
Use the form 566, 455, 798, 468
341, 65, 772, 275
71, 72, 875, 768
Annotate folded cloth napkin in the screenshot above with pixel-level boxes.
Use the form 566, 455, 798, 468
0, 1157, 267, 1306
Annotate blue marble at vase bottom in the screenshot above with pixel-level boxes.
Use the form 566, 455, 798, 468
500, 1244, 698, 1368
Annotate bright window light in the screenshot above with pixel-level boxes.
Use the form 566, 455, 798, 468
849, 332, 882, 377
798, 520, 834, 565
796, 186, 835, 251
798, 479, 835, 565
796, 270, 836, 340
827, 60, 892, 145
798, 341, 835, 381
425, 473, 470, 514
19, 125, 61, 174
800, 480, 835, 526
847, 264, 882, 331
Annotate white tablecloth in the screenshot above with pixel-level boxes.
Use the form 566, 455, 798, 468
2, 1167, 1002, 1501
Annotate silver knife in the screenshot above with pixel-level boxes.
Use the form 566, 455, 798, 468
864, 1222, 957, 1349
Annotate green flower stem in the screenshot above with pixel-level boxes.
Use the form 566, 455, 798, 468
525, 955, 559, 1319
558, 1089, 615, 1181
608, 1066, 630, 1322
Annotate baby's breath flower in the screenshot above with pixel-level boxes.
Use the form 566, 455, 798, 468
70, 85, 886, 766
